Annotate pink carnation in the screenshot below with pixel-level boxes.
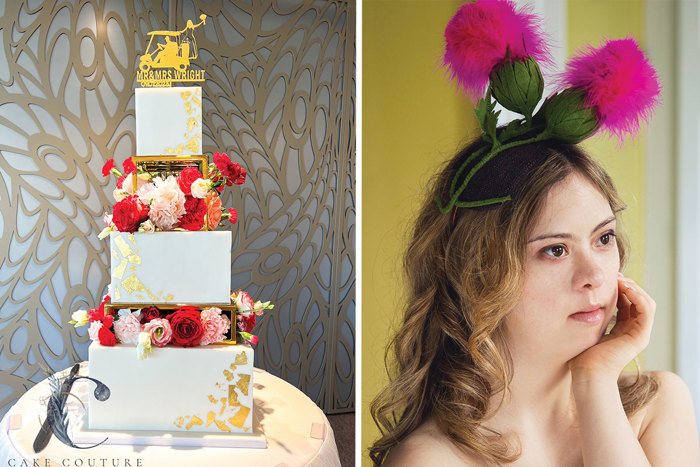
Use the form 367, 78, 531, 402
114, 311, 142, 344
558, 37, 661, 142
232, 290, 255, 312
148, 176, 186, 230
199, 308, 231, 345
142, 318, 173, 347
443, 0, 550, 101
103, 212, 114, 228
88, 321, 103, 341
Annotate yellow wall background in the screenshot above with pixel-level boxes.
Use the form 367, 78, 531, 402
362, 0, 646, 464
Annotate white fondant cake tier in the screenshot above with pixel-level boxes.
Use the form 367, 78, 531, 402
110, 231, 231, 305
135, 86, 202, 156
88, 342, 254, 434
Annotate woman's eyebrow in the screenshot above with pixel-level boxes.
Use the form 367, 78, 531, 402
527, 215, 616, 243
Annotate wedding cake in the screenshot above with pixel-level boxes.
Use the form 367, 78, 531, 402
70, 17, 273, 439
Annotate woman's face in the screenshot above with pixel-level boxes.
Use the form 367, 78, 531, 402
505, 172, 620, 364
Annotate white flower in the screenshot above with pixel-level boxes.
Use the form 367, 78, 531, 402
112, 187, 128, 202
138, 219, 156, 233
98, 226, 113, 240
136, 331, 152, 360
71, 309, 89, 327
190, 178, 212, 199
88, 321, 103, 341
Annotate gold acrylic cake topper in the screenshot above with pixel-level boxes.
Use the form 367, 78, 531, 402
137, 14, 207, 87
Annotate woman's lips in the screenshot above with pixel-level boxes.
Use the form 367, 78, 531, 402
569, 306, 604, 324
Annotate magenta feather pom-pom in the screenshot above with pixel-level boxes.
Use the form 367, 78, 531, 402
559, 37, 661, 141
443, 0, 551, 101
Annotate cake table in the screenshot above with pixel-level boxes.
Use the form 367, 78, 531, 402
0, 362, 341, 467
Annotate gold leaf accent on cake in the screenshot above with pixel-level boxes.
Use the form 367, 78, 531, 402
180, 91, 191, 100
112, 259, 128, 279
174, 416, 184, 428
206, 411, 231, 432
114, 288, 120, 301
127, 233, 136, 244
146, 288, 159, 301
228, 385, 240, 407
192, 96, 201, 108
229, 406, 250, 429
127, 254, 141, 264
208, 395, 217, 404
223, 369, 234, 381
187, 117, 198, 132
219, 397, 227, 415
236, 374, 251, 396
184, 137, 199, 153
185, 415, 203, 430
136, 294, 144, 300
195, 88, 201, 96
164, 144, 185, 154
121, 274, 146, 294
234, 352, 248, 366
164, 294, 174, 301
111, 248, 118, 260
113, 235, 132, 256
184, 101, 192, 114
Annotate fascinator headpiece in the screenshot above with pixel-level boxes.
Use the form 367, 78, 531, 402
436, 0, 661, 213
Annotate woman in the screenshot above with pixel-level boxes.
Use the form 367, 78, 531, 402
369, 140, 699, 465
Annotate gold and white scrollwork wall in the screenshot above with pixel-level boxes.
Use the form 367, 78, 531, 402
0, 0, 355, 415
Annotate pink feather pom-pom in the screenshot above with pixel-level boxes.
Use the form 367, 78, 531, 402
559, 37, 661, 142
443, 0, 551, 101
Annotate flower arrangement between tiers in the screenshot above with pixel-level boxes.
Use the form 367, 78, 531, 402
99, 152, 244, 235
70, 290, 274, 359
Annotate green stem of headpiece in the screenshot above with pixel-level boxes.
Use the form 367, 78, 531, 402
435, 129, 551, 214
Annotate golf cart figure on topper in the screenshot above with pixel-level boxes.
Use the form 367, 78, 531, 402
137, 14, 207, 87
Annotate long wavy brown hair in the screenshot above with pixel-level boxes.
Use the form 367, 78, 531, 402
369, 140, 658, 465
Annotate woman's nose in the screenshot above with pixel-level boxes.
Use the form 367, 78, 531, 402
573, 251, 605, 289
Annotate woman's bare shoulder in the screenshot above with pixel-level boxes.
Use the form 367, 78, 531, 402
628, 370, 700, 463
383, 418, 482, 466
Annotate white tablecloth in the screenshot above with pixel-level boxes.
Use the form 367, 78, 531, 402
0, 362, 340, 467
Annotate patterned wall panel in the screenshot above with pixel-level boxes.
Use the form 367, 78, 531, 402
0, 0, 355, 416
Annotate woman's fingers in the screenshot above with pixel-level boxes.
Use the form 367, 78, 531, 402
616, 274, 656, 344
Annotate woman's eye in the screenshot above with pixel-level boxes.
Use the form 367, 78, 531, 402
543, 245, 566, 258
598, 231, 616, 246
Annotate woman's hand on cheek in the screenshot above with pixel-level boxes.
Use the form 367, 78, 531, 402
569, 273, 656, 385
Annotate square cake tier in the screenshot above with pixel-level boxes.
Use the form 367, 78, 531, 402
135, 87, 202, 156
88, 342, 254, 434
110, 231, 231, 305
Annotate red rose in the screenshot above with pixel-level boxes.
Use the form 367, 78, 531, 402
141, 306, 160, 323
112, 195, 149, 232
175, 195, 207, 231
249, 335, 259, 345
213, 152, 246, 186
177, 167, 203, 196
98, 326, 116, 346
166, 307, 204, 347
236, 313, 256, 333
116, 175, 127, 189
228, 208, 237, 224
123, 157, 137, 175
102, 159, 116, 177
